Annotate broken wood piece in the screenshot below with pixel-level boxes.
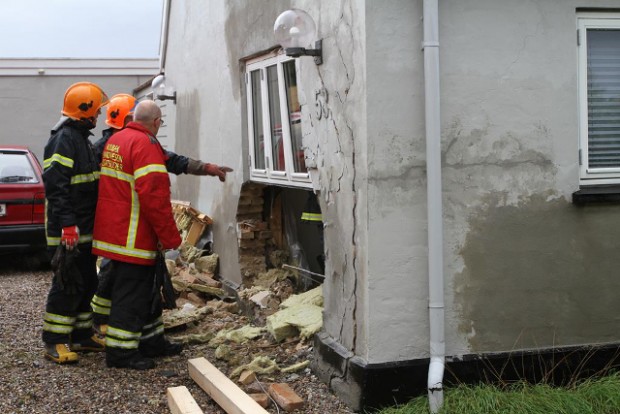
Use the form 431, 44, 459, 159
188, 357, 270, 414
188, 283, 226, 298
267, 383, 305, 412
167, 386, 204, 414
193, 272, 222, 288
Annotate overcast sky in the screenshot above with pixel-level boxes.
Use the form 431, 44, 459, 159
0, 0, 164, 58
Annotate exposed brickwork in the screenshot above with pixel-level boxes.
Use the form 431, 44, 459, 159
236, 183, 269, 283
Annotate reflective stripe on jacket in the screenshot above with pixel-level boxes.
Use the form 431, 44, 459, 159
92, 122, 182, 265
43, 121, 99, 246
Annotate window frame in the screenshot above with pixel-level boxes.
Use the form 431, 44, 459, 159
578, 12, 620, 185
245, 52, 311, 188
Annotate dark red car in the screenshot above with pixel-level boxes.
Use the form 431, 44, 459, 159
0, 146, 47, 255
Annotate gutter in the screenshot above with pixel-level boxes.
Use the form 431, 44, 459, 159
422, 0, 445, 412
159, 0, 172, 72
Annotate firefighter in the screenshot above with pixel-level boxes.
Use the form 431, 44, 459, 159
301, 191, 325, 274
42, 82, 109, 364
89, 93, 233, 344
92, 99, 182, 370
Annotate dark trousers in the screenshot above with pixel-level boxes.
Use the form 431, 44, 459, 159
91, 258, 114, 326
42, 244, 98, 344
105, 260, 165, 364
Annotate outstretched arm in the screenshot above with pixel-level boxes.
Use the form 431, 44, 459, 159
186, 158, 233, 182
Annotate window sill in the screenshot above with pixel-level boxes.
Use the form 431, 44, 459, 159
572, 185, 620, 205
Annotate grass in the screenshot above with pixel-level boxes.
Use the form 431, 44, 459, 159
375, 372, 620, 414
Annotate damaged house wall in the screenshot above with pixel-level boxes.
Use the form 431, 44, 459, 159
161, 0, 620, 410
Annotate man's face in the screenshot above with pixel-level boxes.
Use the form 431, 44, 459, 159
123, 114, 133, 128
92, 108, 101, 126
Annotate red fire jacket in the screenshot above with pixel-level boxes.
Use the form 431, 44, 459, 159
92, 122, 181, 265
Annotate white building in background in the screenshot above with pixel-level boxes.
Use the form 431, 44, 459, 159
155, 1, 620, 411
0, 58, 158, 160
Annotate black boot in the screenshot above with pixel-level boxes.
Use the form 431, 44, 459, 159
107, 356, 155, 370
142, 340, 184, 358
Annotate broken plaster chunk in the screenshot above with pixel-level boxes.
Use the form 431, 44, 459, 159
165, 259, 176, 276
250, 291, 273, 308
195, 253, 219, 274
239, 369, 256, 385
266, 304, 323, 342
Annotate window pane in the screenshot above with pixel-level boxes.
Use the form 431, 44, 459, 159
0, 153, 37, 183
267, 65, 285, 172
283, 61, 307, 173
251, 70, 265, 170
587, 29, 620, 169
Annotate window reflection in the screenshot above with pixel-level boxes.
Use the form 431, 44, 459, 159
267, 65, 285, 172
251, 70, 265, 170
283, 61, 306, 173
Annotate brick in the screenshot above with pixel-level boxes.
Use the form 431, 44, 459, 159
267, 383, 304, 412
238, 239, 266, 249
237, 204, 264, 215
187, 292, 206, 307
249, 393, 270, 409
239, 231, 255, 240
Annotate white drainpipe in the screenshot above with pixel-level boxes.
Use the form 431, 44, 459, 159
422, 0, 445, 413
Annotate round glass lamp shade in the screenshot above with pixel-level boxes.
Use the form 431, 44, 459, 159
151, 74, 175, 98
274, 9, 317, 49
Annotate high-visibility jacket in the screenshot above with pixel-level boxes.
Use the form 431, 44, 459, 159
301, 192, 322, 222
43, 120, 100, 246
94, 128, 190, 175
92, 122, 181, 265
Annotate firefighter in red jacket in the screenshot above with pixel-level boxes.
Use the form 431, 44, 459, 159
92, 99, 182, 370
89, 94, 232, 342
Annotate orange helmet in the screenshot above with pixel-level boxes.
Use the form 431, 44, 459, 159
106, 94, 137, 129
62, 82, 109, 121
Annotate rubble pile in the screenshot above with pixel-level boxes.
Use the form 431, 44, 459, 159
163, 201, 324, 411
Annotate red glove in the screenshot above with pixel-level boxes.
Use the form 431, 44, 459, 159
61, 225, 80, 250
202, 163, 233, 182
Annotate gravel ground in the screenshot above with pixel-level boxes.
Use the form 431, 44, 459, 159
0, 255, 355, 414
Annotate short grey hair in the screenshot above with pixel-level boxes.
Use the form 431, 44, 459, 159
133, 99, 161, 123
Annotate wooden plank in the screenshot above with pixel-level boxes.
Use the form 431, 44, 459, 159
167, 386, 204, 414
188, 357, 270, 414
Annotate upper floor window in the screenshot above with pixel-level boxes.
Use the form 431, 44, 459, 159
246, 52, 310, 188
578, 13, 620, 185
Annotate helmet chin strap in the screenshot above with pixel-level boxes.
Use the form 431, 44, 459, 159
77, 117, 97, 130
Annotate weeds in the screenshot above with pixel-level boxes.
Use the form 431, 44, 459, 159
376, 373, 620, 413
375, 346, 620, 414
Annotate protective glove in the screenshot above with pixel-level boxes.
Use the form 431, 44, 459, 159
187, 159, 233, 182
203, 163, 233, 182
61, 225, 79, 250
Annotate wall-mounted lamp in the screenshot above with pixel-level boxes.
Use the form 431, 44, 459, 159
274, 9, 322, 65
151, 74, 177, 104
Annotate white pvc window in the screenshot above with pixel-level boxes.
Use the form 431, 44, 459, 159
578, 13, 620, 184
246, 53, 310, 188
